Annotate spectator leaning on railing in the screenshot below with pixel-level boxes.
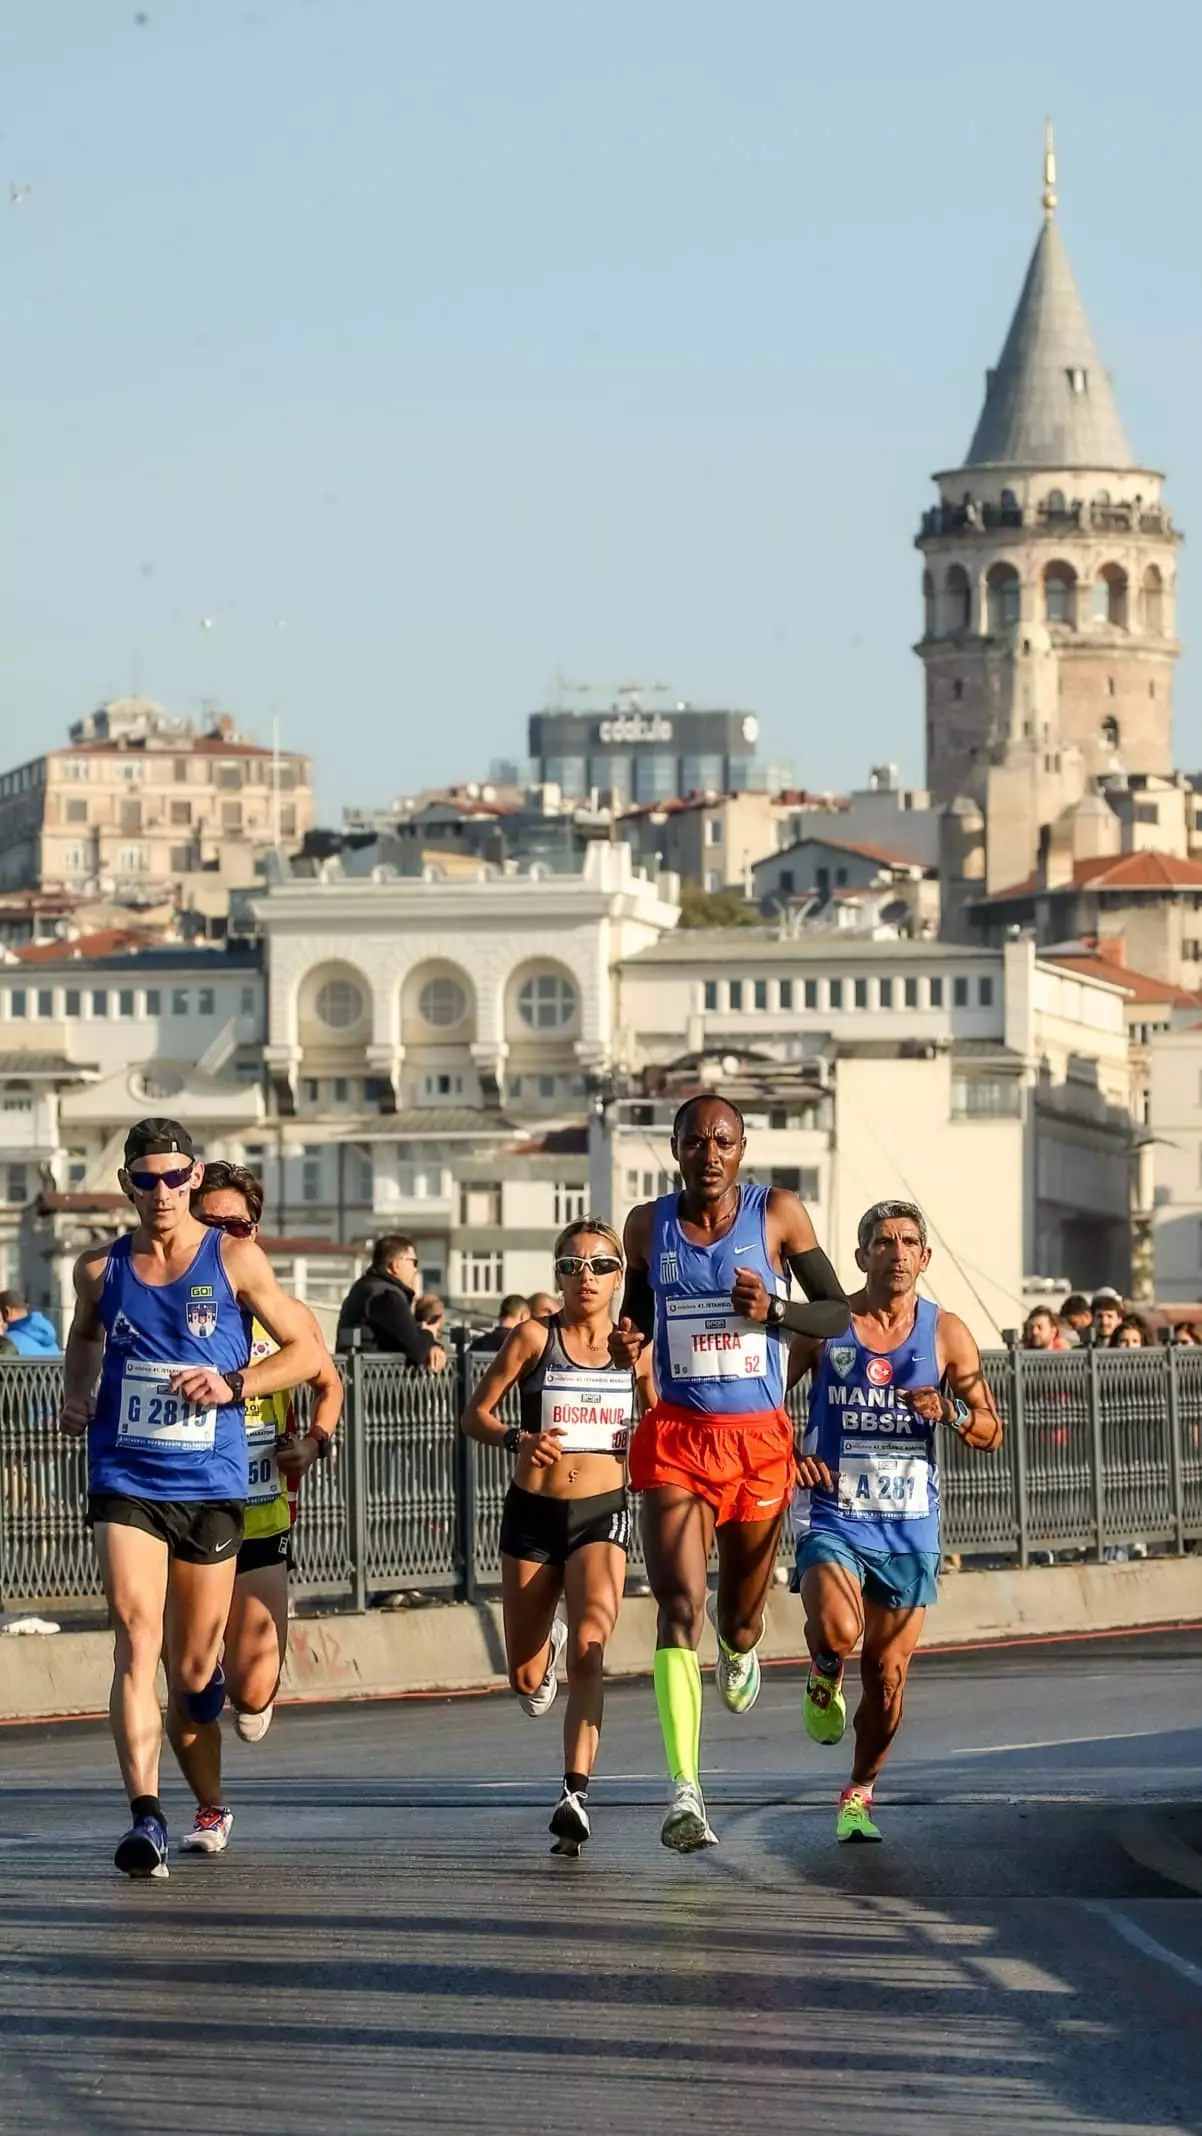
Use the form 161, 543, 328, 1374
0, 1289, 61, 1357
1059, 1294, 1093, 1344
335, 1236, 446, 1372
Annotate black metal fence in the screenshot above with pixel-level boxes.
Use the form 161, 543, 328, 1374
3, 1345, 1202, 1613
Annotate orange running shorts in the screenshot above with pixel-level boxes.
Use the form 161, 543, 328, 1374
629, 1401, 796, 1526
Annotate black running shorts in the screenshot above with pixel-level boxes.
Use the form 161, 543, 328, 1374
236, 1530, 293, 1577
87, 1494, 244, 1567
499, 1483, 631, 1568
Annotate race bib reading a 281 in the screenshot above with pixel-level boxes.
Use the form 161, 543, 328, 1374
116, 1360, 217, 1453
665, 1295, 768, 1382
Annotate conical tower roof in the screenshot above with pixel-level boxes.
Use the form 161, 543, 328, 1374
965, 135, 1133, 471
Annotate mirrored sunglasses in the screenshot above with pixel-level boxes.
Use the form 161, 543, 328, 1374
197, 1210, 256, 1238
128, 1163, 194, 1192
554, 1254, 622, 1278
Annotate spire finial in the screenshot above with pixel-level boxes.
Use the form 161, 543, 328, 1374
1042, 119, 1057, 219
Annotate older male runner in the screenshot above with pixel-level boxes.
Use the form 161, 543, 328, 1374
612, 1093, 850, 1850
58, 1119, 320, 1879
789, 1199, 1001, 1843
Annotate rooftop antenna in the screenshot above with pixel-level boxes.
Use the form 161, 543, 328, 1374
1042, 119, 1057, 221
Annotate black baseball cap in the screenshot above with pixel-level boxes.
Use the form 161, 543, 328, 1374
123, 1117, 196, 1167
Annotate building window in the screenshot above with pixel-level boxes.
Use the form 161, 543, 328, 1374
62, 758, 89, 782
1101, 715, 1120, 754
332, 1077, 349, 1104
172, 989, 189, 1016
986, 563, 1021, 632
537, 1074, 555, 1099
929, 976, 944, 1008
728, 980, 744, 1011
117, 989, 134, 1018
753, 979, 768, 1011
1134, 802, 1159, 826
302, 1150, 322, 1203
347, 1146, 373, 1203
315, 977, 365, 1029
704, 818, 721, 847
65, 988, 81, 1016
303, 1078, 319, 1104
65, 798, 88, 824
951, 678, 963, 701
198, 986, 215, 1016
173, 758, 189, 784
170, 799, 192, 826
5, 1164, 29, 1204
978, 975, 994, 1006
67, 1149, 86, 1186
216, 763, 243, 791
878, 977, 894, 1009
853, 978, 868, 1008
944, 564, 971, 633
779, 979, 794, 1011
36, 989, 52, 1018
115, 760, 143, 782
461, 1250, 504, 1297
770, 1166, 820, 1201
904, 976, 918, 1008
240, 986, 256, 1016
116, 846, 144, 873
828, 979, 844, 1009
553, 1181, 587, 1225
803, 979, 817, 1009
141, 988, 159, 1015
419, 976, 468, 1028
703, 981, 718, 1011
459, 1183, 502, 1226
1043, 563, 1077, 626
8, 991, 26, 1019
91, 989, 108, 1017
951, 1078, 1022, 1118
517, 973, 576, 1029
1141, 565, 1164, 634
953, 976, 969, 1007
1093, 566, 1128, 627
705, 871, 722, 893
221, 802, 243, 833
922, 570, 935, 637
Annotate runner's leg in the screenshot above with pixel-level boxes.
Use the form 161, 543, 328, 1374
164, 1555, 238, 1814
800, 1558, 866, 1668
223, 1562, 288, 1717
642, 1486, 715, 1843
560, 1540, 625, 1784
850, 1599, 926, 1788
501, 1553, 564, 1702
95, 1521, 170, 1800
713, 1513, 782, 1652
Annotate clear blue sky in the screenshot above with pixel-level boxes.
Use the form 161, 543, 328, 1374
4, 0, 1201, 820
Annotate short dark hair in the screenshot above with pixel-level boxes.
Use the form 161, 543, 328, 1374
372, 1233, 417, 1273
1060, 1293, 1091, 1319
1025, 1306, 1055, 1325
192, 1159, 264, 1228
672, 1093, 746, 1142
1113, 1313, 1150, 1346
498, 1294, 528, 1321
123, 1116, 195, 1166
0, 1289, 27, 1313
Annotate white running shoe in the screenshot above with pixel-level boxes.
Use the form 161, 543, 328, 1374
706, 1593, 763, 1716
661, 1780, 718, 1853
235, 1704, 274, 1744
520, 1616, 567, 1718
180, 1806, 234, 1855
549, 1788, 591, 1855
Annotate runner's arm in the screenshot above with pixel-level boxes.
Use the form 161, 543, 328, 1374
786, 1334, 823, 1393
59, 1250, 107, 1434
937, 1313, 1003, 1449
460, 1319, 563, 1466
612, 1202, 655, 1364
733, 1192, 851, 1339
171, 1238, 322, 1407
278, 1306, 343, 1479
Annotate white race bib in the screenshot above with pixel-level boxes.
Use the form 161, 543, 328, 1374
665, 1294, 769, 1383
837, 1438, 930, 1520
541, 1368, 632, 1455
116, 1360, 217, 1454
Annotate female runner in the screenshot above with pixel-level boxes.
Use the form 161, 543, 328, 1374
462, 1220, 651, 1853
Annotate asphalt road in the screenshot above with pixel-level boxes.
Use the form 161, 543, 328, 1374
2, 1627, 1202, 2136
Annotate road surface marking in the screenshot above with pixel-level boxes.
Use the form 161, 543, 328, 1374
953, 1728, 1162, 1757
1086, 1901, 1202, 1992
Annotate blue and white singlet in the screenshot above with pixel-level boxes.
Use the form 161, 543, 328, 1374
650, 1182, 788, 1416
90, 1227, 251, 1502
801, 1297, 942, 1554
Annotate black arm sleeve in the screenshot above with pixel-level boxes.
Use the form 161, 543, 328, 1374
620, 1263, 656, 1341
779, 1247, 851, 1340
366, 1289, 434, 1368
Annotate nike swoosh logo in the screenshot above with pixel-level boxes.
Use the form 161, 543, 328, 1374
733, 1245, 755, 1255
214, 1539, 235, 1555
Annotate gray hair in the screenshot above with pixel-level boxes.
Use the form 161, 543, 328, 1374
857, 1201, 928, 1254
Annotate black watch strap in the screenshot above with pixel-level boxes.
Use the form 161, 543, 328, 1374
225, 1369, 245, 1406
503, 1426, 522, 1456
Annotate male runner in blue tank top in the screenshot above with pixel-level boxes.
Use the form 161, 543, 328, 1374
789, 1200, 1001, 1842
611, 1093, 851, 1850
58, 1118, 320, 1879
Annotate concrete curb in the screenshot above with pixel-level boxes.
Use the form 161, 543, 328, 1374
2, 1558, 1199, 1724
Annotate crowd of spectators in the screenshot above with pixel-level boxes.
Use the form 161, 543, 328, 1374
1020, 1287, 1202, 1352
333, 1236, 559, 1369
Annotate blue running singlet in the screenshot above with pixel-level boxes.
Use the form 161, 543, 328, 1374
801, 1298, 942, 1554
650, 1182, 787, 1416
90, 1227, 251, 1502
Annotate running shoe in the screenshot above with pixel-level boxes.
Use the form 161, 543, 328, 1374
235, 1704, 274, 1744
836, 1787, 882, 1843
706, 1593, 762, 1716
804, 1659, 847, 1746
180, 1805, 234, 1855
114, 1812, 169, 1880
661, 1780, 719, 1853
549, 1788, 591, 1855
519, 1617, 567, 1719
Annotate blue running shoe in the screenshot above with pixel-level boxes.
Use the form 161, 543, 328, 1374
114, 1812, 169, 1880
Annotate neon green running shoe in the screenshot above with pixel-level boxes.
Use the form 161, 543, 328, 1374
803, 1660, 847, 1745
707, 1594, 763, 1716
836, 1788, 882, 1843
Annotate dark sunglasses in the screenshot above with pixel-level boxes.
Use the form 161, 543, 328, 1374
554, 1254, 622, 1278
197, 1210, 256, 1238
127, 1163, 194, 1193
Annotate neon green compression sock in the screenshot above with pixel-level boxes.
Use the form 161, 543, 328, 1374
653, 1646, 702, 1786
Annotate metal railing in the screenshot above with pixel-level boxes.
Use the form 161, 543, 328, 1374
3, 1345, 1201, 1612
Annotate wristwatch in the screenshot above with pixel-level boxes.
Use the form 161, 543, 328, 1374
224, 1369, 245, 1407
943, 1395, 972, 1431
503, 1426, 523, 1456
766, 1298, 787, 1329
308, 1427, 334, 1461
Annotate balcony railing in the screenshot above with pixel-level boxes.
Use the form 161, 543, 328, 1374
920, 501, 1175, 541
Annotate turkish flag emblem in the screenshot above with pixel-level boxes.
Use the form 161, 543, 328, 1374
865, 1356, 893, 1387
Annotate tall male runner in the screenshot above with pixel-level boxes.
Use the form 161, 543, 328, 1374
58, 1119, 320, 1878
789, 1199, 1001, 1842
611, 1094, 850, 1850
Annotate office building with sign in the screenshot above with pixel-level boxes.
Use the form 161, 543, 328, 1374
527, 702, 789, 804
